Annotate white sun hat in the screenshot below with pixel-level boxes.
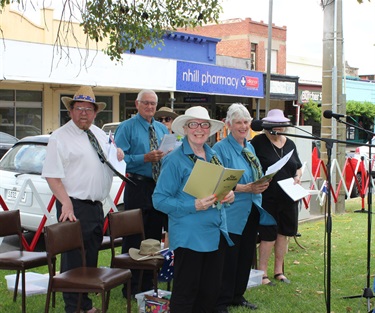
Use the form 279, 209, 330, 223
171, 106, 224, 137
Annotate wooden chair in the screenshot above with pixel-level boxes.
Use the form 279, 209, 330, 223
108, 209, 165, 294
0, 210, 49, 313
99, 235, 123, 251
44, 220, 132, 313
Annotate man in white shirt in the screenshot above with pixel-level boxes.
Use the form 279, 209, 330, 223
42, 86, 124, 313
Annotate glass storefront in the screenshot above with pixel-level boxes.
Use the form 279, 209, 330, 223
0, 90, 42, 139
118, 91, 257, 146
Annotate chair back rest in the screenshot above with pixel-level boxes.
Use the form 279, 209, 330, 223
44, 220, 85, 264
109, 209, 145, 240
0, 210, 23, 247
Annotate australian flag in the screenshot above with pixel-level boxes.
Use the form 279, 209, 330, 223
158, 249, 174, 282
321, 180, 329, 194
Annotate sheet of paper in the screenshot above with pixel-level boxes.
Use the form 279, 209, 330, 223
158, 134, 177, 154
107, 131, 126, 175
265, 149, 294, 176
253, 172, 277, 185
253, 149, 294, 185
277, 177, 309, 201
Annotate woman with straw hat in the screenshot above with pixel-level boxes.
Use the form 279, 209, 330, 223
153, 106, 235, 313
154, 106, 180, 249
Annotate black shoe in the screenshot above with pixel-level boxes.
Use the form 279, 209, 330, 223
262, 276, 276, 286
274, 273, 291, 284
233, 300, 258, 310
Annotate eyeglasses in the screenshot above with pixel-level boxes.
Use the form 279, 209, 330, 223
139, 100, 158, 106
74, 107, 95, 113
157, 117, 172, 123
185, 122, 211, 129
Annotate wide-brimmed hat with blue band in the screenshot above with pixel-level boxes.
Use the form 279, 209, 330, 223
61, 86, 106, 113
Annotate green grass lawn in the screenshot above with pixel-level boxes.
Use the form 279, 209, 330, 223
1, 197, 375, 312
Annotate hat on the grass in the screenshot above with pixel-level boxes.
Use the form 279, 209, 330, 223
61, 86, 106, 113
129, 239, 164, 261
171, 106, 224, 137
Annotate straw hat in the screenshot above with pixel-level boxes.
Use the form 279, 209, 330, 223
129, 239, 165, 261
171, 106, 224, 137
262, 109, 290, 123
154, 107, 178, 120
61, 86, 106, 113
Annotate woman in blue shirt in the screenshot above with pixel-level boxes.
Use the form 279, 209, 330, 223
153, 106, 235, 313
213, 103, 275, 313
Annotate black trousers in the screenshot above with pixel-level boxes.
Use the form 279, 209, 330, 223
170, 235, 227, 313
216, 205, 260, 309
122, 178, 164, 293
56, 198, 104, 313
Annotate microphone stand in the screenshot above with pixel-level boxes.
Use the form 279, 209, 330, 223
332, 117, 375, 313
268, 128, 374, 313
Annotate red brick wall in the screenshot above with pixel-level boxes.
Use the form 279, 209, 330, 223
178, 18, 287, 74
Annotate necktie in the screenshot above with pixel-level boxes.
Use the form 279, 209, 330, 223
85, 128, 106, 162
85, 128, 135, 185
149, 125, 161, 181
188, 154, 222, 166
242, 148, 263, 181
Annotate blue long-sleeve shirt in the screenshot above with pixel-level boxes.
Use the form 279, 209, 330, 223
152, 137, 233, 252
213, 133, 275, 235
114, 113, 169, 178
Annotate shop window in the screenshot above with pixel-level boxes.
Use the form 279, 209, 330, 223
0, 89, 42, 139
120, 92, 171, 121
250, 43, 257, 70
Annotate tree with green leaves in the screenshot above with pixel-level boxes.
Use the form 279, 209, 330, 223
0, 0, 222, 61
301, 99, 321, 123
302, 99, 375, 129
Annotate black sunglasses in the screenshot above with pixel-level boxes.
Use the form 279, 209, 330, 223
157, 117, 173, 122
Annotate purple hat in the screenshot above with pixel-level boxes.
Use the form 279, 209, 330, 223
262, 109, 290, 123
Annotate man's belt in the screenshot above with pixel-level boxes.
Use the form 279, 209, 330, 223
128, 173, 155, 183
71, 198, 101, 205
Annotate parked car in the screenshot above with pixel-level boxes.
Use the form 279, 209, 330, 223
353, 136, 375, 160
0, 132, 18, 159
0, 135, 124, 231
102, 122, 120, 135
0, 123, 41, 139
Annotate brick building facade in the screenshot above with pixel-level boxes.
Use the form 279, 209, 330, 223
179, 18, 287, 75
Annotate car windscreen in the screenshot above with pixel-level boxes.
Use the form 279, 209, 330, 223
0, 132, 18, 144
0, 143, 46, 174
102, 125, 119, 135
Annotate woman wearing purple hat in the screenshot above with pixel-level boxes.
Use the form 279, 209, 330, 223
251, 109, 302, 285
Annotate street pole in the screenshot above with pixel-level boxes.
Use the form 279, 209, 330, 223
265, 0, 273, 115
321, 1, 344, 312
321, 0, 345, 212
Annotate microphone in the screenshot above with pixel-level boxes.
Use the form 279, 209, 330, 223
251, 119, 293, 131
323, 110, 347, 119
